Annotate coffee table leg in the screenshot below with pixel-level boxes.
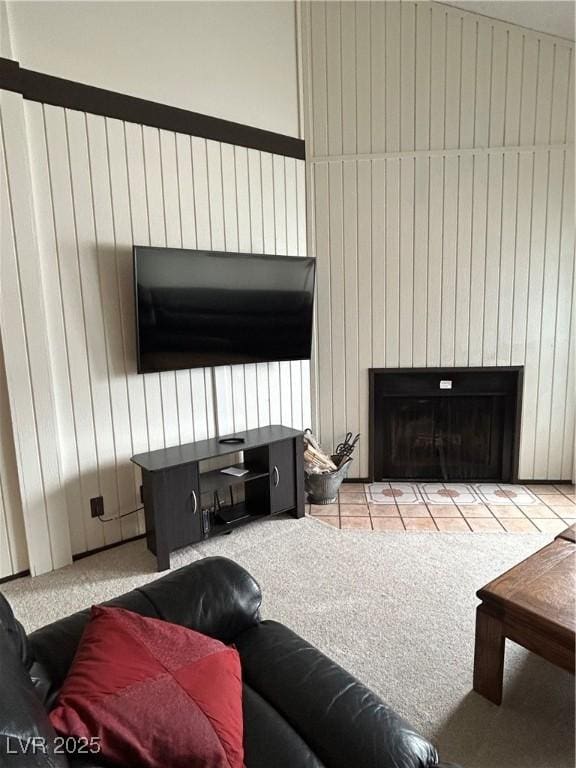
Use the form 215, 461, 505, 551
473, 603, 505, 704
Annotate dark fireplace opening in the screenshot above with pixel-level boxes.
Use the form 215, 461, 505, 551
369, 368, 522, 483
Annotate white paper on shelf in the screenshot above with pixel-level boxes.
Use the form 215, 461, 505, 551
220, 466, 250, 477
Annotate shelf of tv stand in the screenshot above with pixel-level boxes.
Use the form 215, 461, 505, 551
199, 465, 269, 494
210, 505, 290, 538
210, 503, 266, 536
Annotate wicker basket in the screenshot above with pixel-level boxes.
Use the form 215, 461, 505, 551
305, 457, 353, 504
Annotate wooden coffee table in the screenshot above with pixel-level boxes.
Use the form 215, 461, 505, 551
473, 528, 575, 704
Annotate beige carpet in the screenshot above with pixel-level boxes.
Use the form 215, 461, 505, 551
2, 517, 574, 768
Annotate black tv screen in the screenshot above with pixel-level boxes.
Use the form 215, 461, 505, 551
134, 246, 316, 373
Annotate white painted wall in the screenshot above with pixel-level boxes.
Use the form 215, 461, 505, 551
0, 0, 11, 57
302, 0, 575, 480
5, 0, 300, 137
0, 0, 306, 574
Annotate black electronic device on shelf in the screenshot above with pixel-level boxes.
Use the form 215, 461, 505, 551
131, 425, 305, 570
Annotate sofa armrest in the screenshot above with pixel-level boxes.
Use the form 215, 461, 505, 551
0, 593, 29, 667
135, 556, 262, 643
0, 629, 68, 768
235, 620, 445, 768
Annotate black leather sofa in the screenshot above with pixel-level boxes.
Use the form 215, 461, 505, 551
0, 556, 458, 768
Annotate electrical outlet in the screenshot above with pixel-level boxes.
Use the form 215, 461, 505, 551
90, 496, 104, 518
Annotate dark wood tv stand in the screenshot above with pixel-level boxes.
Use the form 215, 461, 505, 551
131, 425, 305, 570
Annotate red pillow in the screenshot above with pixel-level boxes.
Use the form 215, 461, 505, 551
49, 605, 244, 768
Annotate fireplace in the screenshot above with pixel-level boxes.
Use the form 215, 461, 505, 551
369, 368, 522, 483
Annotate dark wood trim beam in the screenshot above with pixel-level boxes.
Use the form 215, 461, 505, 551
0, 57, 305, 160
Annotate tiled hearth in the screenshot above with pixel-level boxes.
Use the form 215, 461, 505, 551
306, 482, 576, 533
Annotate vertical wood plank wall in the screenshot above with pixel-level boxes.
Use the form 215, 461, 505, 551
302, 0, 575, 480
0, 96, 309, 569
0, 337, 28, 578
1, 89, 72, 577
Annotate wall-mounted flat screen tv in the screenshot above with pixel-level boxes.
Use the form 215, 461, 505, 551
134, 246, 316, 374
